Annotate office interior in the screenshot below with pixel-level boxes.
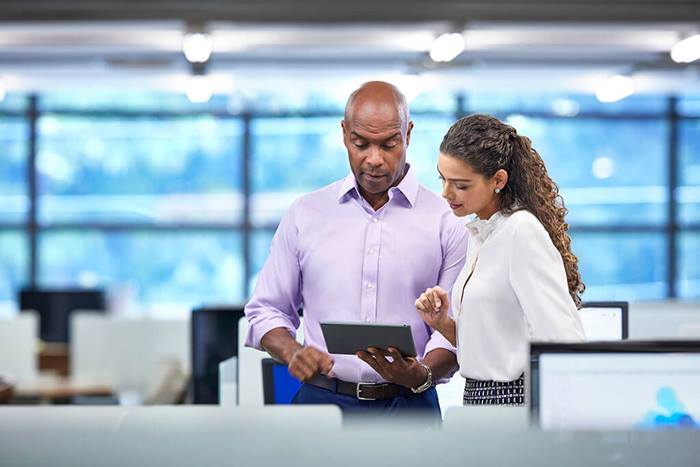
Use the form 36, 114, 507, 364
1, 1, 700, 466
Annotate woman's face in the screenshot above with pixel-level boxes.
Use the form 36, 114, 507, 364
437, 152, 501, 219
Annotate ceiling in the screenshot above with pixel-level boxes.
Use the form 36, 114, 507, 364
0, 1, 698, 96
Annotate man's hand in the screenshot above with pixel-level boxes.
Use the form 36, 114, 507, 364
288, 346, 334, 382
356, 347, 428, 390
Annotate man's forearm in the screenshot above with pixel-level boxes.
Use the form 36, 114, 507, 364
421, 348, 458, 381
260, 327, 303, 364
436, 317, 457, 348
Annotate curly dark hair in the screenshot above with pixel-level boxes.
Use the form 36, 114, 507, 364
440, 114, 585, 308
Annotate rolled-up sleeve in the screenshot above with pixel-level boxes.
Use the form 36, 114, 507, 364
244, 201, 303, 350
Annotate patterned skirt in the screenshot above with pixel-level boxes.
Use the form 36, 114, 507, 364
463, 374, 525, 406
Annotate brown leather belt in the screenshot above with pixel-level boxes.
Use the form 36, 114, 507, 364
307, 374, 412, 400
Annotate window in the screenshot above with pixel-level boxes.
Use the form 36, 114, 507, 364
40, 230, 243, 315
0, 117, 28, 223
37, 116, 244, 224
501, 116, 669, 226
678, 233, 700, 299
251, 117, 348, 226
572, 232, 668, 301
409, 115, 455, 193
0, 231, 27, 316
0, 91, 697, 317
679, 119, 700, 225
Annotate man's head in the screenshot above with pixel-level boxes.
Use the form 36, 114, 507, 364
341, 81, 413, 209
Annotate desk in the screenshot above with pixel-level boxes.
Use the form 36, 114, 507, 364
0, 381, 13, 403
38, 343, 69, 377
14, 377, 113, 404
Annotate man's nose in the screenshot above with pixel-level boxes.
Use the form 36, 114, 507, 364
365, 146, 383, 167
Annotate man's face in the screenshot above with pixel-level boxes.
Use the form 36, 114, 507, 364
342, 99, 413, 202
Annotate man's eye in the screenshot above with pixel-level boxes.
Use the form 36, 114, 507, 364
353, 142, 368, 148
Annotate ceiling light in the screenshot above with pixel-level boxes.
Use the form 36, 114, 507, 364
187, 75, 212, 103
183, 33, 212, 63
595, 75, 635, 103
429, 33, 465, 63
671, 34, 700, 63
592, 156, 615, 179
551, 98, 580, 117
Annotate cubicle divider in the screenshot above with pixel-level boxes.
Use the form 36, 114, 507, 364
0, 405, 342, 467
0, 312, 38, 383
0, 405, 697, 467
237, 316, 305, 406
70, 313, 190, 402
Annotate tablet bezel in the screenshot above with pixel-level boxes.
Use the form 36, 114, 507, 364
320, 321, 417, 358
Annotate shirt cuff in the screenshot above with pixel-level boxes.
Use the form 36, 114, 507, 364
244, 315, 298, 351
423, 330, 458, 384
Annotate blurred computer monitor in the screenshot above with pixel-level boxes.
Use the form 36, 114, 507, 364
579, 301, 628, 341
261, 358, 302, 404
19, 288, 106, 343
529, 341, 700, 430
191, 306, 245, 404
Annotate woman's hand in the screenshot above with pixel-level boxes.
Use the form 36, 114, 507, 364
415, 286, 452, 334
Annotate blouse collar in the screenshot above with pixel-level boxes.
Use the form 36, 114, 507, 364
465, 210, 508, 243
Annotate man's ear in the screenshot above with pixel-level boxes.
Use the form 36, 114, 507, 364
405, 120, 414, 146
341, 120, 349, 141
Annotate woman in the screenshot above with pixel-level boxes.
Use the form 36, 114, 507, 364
415, 114, 585, 406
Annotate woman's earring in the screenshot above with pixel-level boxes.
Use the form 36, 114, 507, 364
495, 188, 501, 194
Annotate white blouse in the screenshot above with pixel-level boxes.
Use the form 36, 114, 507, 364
452, 209, 585, 382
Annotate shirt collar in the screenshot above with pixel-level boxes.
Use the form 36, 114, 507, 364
465, 210, 508, 243
337, 164, 418, 207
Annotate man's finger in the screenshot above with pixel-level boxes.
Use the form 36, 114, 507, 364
315, 352, 334, 373
290, 359, 316, 381
368, 347, 393, 372
387, 347, 407, 367
356, 351, 384, 376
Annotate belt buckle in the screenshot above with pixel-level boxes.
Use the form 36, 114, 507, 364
356, 382, 378, 401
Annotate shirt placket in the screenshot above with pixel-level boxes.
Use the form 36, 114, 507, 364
359, 211, 382, 381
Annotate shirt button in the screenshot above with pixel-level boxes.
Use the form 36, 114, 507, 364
367, 283, 374, 289
371, 218, 378, 224
365, 317, 372, 322
368, 248, 375, 255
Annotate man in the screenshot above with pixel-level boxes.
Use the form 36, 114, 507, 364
245, 81, 467, 415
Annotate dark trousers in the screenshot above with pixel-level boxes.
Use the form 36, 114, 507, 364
291, 382, 441, 419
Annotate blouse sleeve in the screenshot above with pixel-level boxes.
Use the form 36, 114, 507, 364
508, 214, 585, 342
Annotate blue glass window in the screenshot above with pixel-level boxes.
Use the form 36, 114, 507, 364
502, 116, 668, 226
572, 232, 668, 301
251, 117, 348, 226
39, 230, 244, 313
37, 116, 244, 224
678, 233, 700, 299
0, 118, 28, 223
679, 119, 700, 225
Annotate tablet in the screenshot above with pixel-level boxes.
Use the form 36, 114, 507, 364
320, 321, 417, 357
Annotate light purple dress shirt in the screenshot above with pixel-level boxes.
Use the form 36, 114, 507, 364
244, 166, 468, 384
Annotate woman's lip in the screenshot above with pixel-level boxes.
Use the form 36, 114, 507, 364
448, 203, 462, 209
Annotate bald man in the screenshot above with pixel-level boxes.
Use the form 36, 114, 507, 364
244, 82, 467, 415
